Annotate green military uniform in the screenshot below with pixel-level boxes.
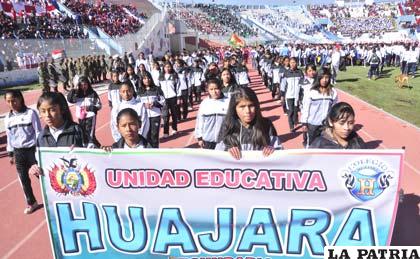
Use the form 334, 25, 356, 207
38, 62, 50, 93
48, 61, 59, 92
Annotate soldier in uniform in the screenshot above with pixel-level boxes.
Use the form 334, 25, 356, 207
100, 55, 107, 81
95, 55, 101, 83
48, 60, 59, 92
68, 58, 76, 89
38, 61, 50, 93
59, 58, 70, 92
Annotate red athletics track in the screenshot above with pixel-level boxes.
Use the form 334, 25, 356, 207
1, 66, 420, 258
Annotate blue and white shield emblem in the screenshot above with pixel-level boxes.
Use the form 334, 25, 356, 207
342, 168, 393, 202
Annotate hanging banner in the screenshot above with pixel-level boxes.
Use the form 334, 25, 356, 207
39, 148, 404, 259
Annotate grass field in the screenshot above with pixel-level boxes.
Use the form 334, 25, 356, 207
335, 66, 420, 127
0, 82, 40, 97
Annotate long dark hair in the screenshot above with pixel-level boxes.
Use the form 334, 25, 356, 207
311, 67, 332, 94
218, 87, 271, 149
37, 92, 73, 123
158, 62, 177, 81
138, 72, 157, 93
220, 68, 237, 86
76, 76, 94, 97
4, 89, 26, 111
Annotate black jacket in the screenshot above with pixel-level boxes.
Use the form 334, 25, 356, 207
309, 129, 365, 149
37, 120, 91, 148
112, 135, 151, 149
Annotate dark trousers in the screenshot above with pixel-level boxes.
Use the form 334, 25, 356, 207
147, 116, 161, 148
178, 89, 189, 120
163, 97, 178, 134
272, 83, 279, 98
79, 116, 100, 147
281, 91, 287, 114
303, 124, 322, 148
14, 147, 37, 205
193, 85, 202, 103
286, 98, 299, 130
188, 87, 194, 107
368, 64, 379, 78
203, 141, 217, 150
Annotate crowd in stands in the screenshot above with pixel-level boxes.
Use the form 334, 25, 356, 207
247, 8, 321, 41
195, 4, 257, 37
403, 0, 420, 16
62, 0, 146, 37
0, 10, 86, 39
333, 17, 395, 38
308, 3, 398, 38
167, 3, 256, 37
168, 8, 228, 36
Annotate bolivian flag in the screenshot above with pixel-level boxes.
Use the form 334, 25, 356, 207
228, 33, 246, 47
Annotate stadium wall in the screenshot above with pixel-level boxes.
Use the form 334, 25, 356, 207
0, 69, 38, 88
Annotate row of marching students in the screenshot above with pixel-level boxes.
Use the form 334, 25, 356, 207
105, 54, 253, 144
5, 55, 364, 216
193, 77, 365, 158
257, 50, 357, 148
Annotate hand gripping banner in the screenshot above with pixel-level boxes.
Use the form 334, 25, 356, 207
38, 148, 404, 259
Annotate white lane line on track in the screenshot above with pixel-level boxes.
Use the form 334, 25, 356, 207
0, 179, 18, 193
2, 219, 46, 259
357, 128, 420, 176
185, 132, 195, 147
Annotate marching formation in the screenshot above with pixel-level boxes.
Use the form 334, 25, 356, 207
5, 41, 419, 215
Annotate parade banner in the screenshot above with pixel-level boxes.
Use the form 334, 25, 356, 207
39, 148, 404, 259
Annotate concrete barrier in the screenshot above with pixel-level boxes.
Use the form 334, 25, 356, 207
0, 69, 38, 88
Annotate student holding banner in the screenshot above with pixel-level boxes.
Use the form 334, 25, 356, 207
216, 87, 282, 160
310, 102, 365, 149
29, 92, 92, 177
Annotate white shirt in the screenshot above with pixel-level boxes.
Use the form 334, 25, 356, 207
50, 125, 65, 142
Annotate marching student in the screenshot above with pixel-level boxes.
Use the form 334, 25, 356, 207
233, 59, 250, 87
367, 48, 381, 80
107, 70, 122, 109
301, 68, 338, 148
67, 76, 102, 148
190, 59, 205, 104
271, 56, 284, 99
204, 62, 220, 82
310, 102, 365, 149
137, 72, 165, 148
159, 62, 180, 138
29, 92, 93, 176
299, 64, 317, 108
174, 59, 190, 121
279, 56, 290, 114
104, 108, 151, 150
110, 81, 149, 142
150, 61, 161, 87
195, 79, 229, 149
280, 57, 304, 132
126, 64, 141, 94
5, 90, 42, 214
298, 64, 317, 147
216, 87, 282, 160
220, 68, 240, 98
